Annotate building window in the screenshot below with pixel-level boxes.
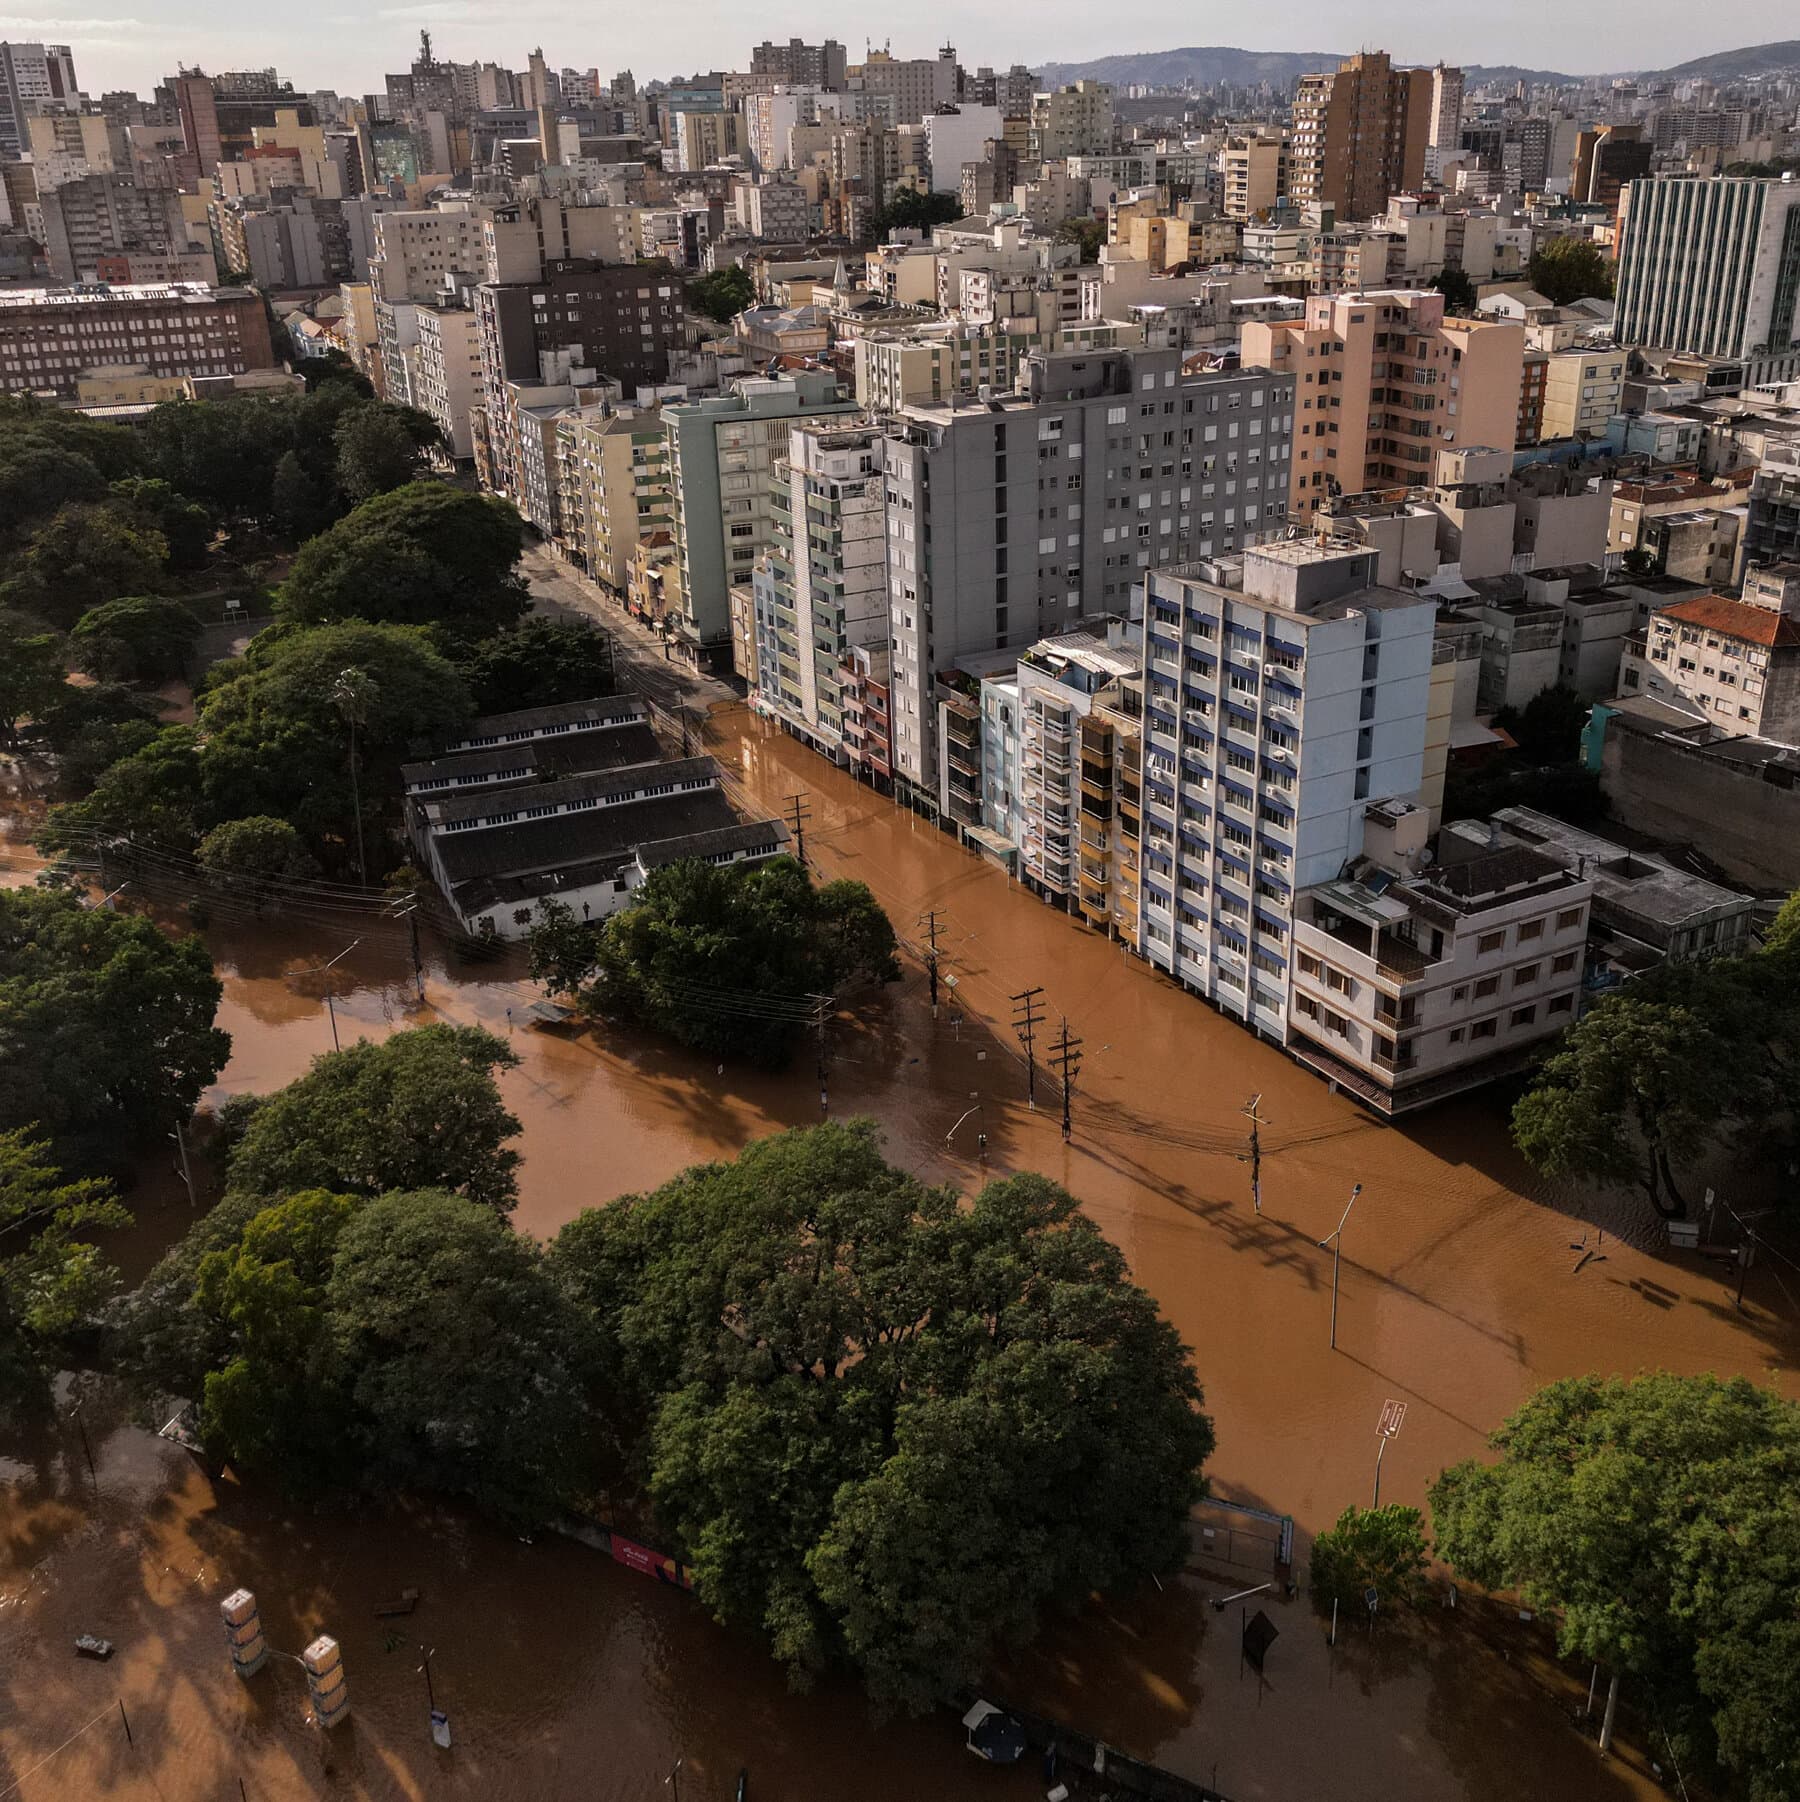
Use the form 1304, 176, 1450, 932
1470, 1019, 1498, 1041
1510, 1006, 1537, 1029
1555, 907, 1583, 930
1517, 919, 1544, 943
1515, 963, 1540, 986
1548, 994, 1574, 1015
1477, 931, 1505, 955
1474, 975, 1499, 998
1552, 951, 1578, 973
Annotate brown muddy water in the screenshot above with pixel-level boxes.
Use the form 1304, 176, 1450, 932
2, 713, 1792, 1802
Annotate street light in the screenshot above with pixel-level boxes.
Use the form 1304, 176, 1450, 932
91, 881, 131, 911
1318, 1183, 1362, 1352
296, 938, 361, 1052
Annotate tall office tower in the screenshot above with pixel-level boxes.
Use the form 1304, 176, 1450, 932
1426, 65, 1464, 162
1614, 173, 1800, 390
880, 346, 1294, 804
1287, 51, 1434, 221
0, 41, 79, 156
1137, 540, 1436, 1040
750, 39, 849, 92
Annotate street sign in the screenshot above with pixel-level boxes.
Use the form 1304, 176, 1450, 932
1378, 1398, 1407, 1439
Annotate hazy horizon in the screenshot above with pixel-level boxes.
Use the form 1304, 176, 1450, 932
1, 5, 1787, 100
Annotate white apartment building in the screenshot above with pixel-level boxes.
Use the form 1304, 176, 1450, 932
1137, 540, 1436, 1043
752, 421, 887, 757
0, 41, 80, 157
1030, 81, 1114, 160
1287, 802, 1592, 1111
410, 304, 483, 461
922, 102, 1004, 195
369, 204, 486, 302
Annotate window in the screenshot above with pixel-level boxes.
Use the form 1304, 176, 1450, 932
1470, 1019, 1498, 1041
1474, 976, 1499, 998
1477, 931, 1504, 955
1552, 951, 1578, 974
1448, 1027, 1465, 1045
1515, 963, 1540, 987
1510, 1006, 1537, 1029
1556, 907, 1583, 931
1518, 919, 1544, 942
1451, 984, 1468, 1002
1548, 994, 1574, 1015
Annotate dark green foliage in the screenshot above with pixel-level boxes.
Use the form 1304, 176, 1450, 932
533, 856, 898, 1063
548, 1124, 1213, 1708
0, 1131, 130, 1414
333, 404, 433, 505
1429, 267, 1477, 311
685, 265, 756, 322
0, 887, 229, 1174
1431, 1373, 1800, 1801
1528, 236, 1615, 306
1, 503, 170, 628
279, 483, 529, 636
226, 1026, 522, 1212
70, 596, 202, 684
868, 189, 963, 241
456, 616, 615, 714
1055, 216, 1105, 261
195, 815, 321, 891
0, 608, 66, 747
1491, 683, 1589, 764
110, 476, 213, 571
1442, 758, 1608, 827
1308, 1504, 1429, 1614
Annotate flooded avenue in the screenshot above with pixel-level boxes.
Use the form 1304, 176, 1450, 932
3, 695, 1795, 1801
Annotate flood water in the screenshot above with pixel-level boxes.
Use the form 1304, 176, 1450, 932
3, 707, 1794, 1802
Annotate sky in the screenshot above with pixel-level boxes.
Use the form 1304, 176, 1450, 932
2, 2, 1787, 99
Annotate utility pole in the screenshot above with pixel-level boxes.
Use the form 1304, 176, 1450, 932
785, 791, 811, 866
920, 910, 943, 1017
387, 895, 426, 1005
171, 1116, 196, 1208
1239, 1093, 1270, 1215
811, 994, 832, 1118
1011, 986, 1045, 1109
1051, 1016, 1083, 1142
1735, 1222, 1758, 1313
1318, 1182, 1362, 1351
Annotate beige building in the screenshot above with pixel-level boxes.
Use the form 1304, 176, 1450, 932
556, 406, 673, 592
1539, 343, 1625, 440
410, 304, 482, 461
1221, 133, 1285, 221
1287, 52, 1433, 222
670, 109, 745, 173
370, 204, 486, 303
1242, 289, 1524, 524
1029, 81, 1114, 160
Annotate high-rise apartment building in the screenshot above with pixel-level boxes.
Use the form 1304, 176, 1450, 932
1570, 123, 1651, 221
752, 422, 887, 757
750, 39, 848, 92
1221, 133, 1285, 221
1287, 51, 1433, 223
880, 347, 1294, 803
1242, 290, 1524, 524
1029, 81, 1114, 160
846, 46, 958, 126
39, 173, 197, 282
1614, 174, 1800, 390
1425, 65, 1463, 172
1137, 540, 1436, 1042
554, 406, 673, 590
663, 371, 859, 669
0, 41, 79, 156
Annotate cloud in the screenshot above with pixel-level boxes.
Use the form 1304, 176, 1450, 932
0, 13, 154, 29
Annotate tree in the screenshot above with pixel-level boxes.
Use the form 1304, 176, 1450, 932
270, 449, 332, 542
333, 405, 430, 505
526, 896, 602, 998
280, 483, 529, 636
1512, 983, 1737, 1215
0, 608, 66, 749
1529, 236, 1615, 307
556, 856, 898, 1063
1430, 1373, 1800, 1796
323, 1190, 595, 1521
227, 1026, 522, 1212
110, 475, 213, 571
1492, 682, 1589, 764
1430, 267, 1477, 312
548, 1125, 1212, 1708
196, 815, 321, 896
868, 189, 962, 242
0, 887, 229, 1174
1055, 216, 1105, 262
1308, 1504, 1429, 1615
1, 503, 169, 628
0, 1130, 130, 1413
69, 596, 202, 684
457, 616, 615, 715
37, 723, 208, 856
685, 265, 756, 323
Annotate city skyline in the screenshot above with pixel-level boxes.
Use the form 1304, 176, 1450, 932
7, 6, 1792, 99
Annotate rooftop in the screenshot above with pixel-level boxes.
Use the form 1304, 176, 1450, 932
1657, 593, 1800, 648
0, 282, 253, 309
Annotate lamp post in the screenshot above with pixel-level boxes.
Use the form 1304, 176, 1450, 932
1318, 1183, 1362, 1351
297, 938, 361, 1052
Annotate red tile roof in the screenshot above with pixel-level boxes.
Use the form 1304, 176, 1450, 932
1658, 593, 1800, 648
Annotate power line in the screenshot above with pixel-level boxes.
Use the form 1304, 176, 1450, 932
784, 791, 811, 866
1011, 986, 1045, 1111
920, 909, 943, 1016
1050, 1015, 1083, 1142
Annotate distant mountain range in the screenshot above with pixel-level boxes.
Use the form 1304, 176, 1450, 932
1033, 39, 1800, 92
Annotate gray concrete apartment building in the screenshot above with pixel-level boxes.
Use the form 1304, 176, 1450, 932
879, 345, 1295, 802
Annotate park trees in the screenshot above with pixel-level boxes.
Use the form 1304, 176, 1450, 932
280, 483, 529, 637
69, 596, 202, 685
195, 815, 321, 894
0, 1131, 130, 1414
1430, 1373, 1800, 1798
0, 608, 66, 749
1307, 1504, 1429, 1616
0, 886, 229, 1174
456, 615, 615, 714
0, 502, 170, 628
226, 1026, 523, 1212
685, 265, 755, 323
548, 1125, 1213, 1708
533, 857, 898, 1064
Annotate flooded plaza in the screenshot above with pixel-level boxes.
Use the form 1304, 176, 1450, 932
2, 702, 1794, 1801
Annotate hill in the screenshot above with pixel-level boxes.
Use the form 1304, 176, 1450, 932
1034, 47, 1583, 90
1655, 40, 1800, 80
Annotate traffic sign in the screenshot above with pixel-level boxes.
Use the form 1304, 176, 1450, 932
1377, 1398, 1407, 1439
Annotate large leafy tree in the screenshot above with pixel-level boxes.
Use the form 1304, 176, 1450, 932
456, 616, 615, 715
685, 265, 755, 323
1529, 236, 1615, 306
0, 608, 66, 749
1431, 1373, 1800, 1799
70, 596, 202, 685
1, 503, 169, 628
280, 483, 529, 637
548, 1124, 1213, 1709
196, 816, 321, 897
541, 856, 898, 1064
0, 1130, 131, 1413
334, 405, 434, 505
1307, 1504, 1429, 1615
0, 887, 229, 1173
227, 1026, 523, 1213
